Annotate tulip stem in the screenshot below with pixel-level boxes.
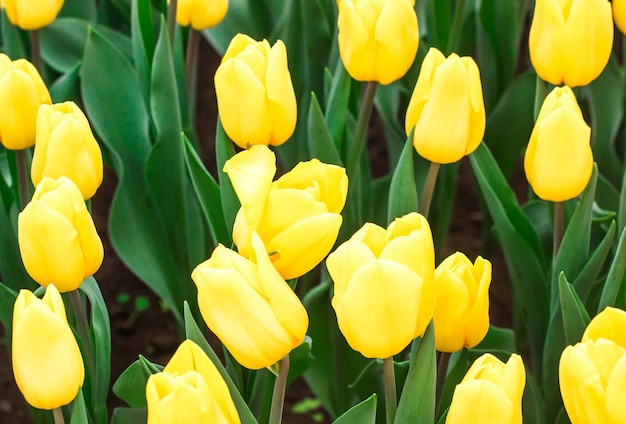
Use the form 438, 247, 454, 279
15, 150, 30, 209
446, 0, 466, 54
185, 28, 201, 128
29, 30, 43, 75
553, 201, 563, 262
383, 356, 397, 424
52, 407, 65, 424
435, 351, 451, 408
420, 162, 440, 218
166, 0, 178, 48
269, 355, 290, 424
347, 81, 378, 178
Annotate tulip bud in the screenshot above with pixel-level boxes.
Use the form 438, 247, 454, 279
433, 253, 491, 353
12, 284, 84, 410
224, 145, 347, 280
0, 54, 51, 150
337, 0, 419, 85
192, 232, 308, 370
146, 340, 240, 424
168, 0, 228, 30
31, 102, 103, 199
615, 0, 626, 35
3, 0, 64, 30
446, 353, 525, 424
529, 0, 613, 87
405, 47, 485, 164
18, 177, 104, 292
214, 34, 297, 149
524, 86, 593, 202
326, 212, 435, 358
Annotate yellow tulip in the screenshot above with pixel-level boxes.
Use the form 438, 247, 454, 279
405, 47, 485, 164
446, 353, 525, 424
560, 338, 626, 424
524, 85, 593, 202
326, 212, 435, 358
0, 54, 51, 149
224, 145, 347, 280
146, 340, 240, 424
192, 232, 309, 370
582, 307, 626, 348
433, 253, 491, 353
615, 0, 626, 35
337, 0, 419, 85
18, 177, 104, 292
12, 284, 84, 410
31, 102, 103, 200
214, 34, 297, 149
529, 0, 613, 87
172, 0, 228, 30
3, 0, 64, 30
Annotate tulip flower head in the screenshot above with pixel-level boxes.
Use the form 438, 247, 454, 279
192, 232, 309, 370
446, 353, 526, 424
3, 0, 64, 30
433, 253, 491, 353
215, 34, 297, 149
326, 212, 435, 358
31, 101, 103, 199
405, 47, 485, 164
170, 0, 228, 30
12, 284, 84, 410
224, 145, 348, 280
615, 0, 626, 35
146, 340, 240, 424
337, 0, 419, 85
524, 85, 593, 202
0, 53, 51, 150
18, 177, 104, 292
529, 0, 613, 87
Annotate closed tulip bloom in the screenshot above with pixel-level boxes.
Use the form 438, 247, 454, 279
31, 102, 103, 199
582, 307, 626, 348
529, 0, 613, 87
434, 253, 491, 353
326, 212, 435, 358
215, 34, 297, 148
615, 0, 626, 35
524, 86, 592, 202
192, 232, 308, 370
146, 340, 240, 423
173, 0, 228, 30
3, 0, 64, 30
12, 285, 84, 410
18, 177, 104, 292
447, 353, 525, 424
560, 338, 626, 424
0, 54, 51, 149
337, 0, 419, 85
225, 145, 347, 280
405, 47, 485, 164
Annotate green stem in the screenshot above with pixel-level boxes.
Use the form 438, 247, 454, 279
420, 162, 440, 218
533, 76, 547, 120
69, 290, 96, 392
553, 201, 563, 262
347, 81, 378, 178
446, 0, 466, 54
29, 30, 42, 75
435, 352, 451, 408
268, 355, 290, 424
52, 408, 65, 424
185, 28, 201, 128
15, 150, 30, 209
383, 356, 397, 424
166, 0, 178, 48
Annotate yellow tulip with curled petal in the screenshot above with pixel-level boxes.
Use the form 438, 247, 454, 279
337, 0, 419, 85
170, 0, 228, 30
582, 307, 626, 348
446, 353, 525, 424
405, 47, 485, 164
0, 54, 51, 150
214, 34, 297, 149
12, 284, 84, 410
18, 177, 104, 292
326, 212, 434, 358
31, 101, 103, 199
614, 0, 626, 35
146, 340, 240, 424
529, 0, 613, 87
433, 253, 491, 353
224, 145, 347, 280
3, 0, 64, 30
524, 85, 593, 202
192, 232, 308, 370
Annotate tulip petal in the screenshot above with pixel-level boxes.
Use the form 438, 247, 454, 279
434, 267, 471, 352
326, 238, 377, 299
606, 354, 626, 424
446, 380, 514, 424
405, 47, 446, 135
0, 70, 45, 149
582, 307, 626, 349
265, 40, 297, 145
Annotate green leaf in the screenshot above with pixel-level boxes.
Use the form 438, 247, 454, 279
287, 336, 314, 386
436, 350, 469, 420
619, 171, 626, 236
598, 226, 626, 311
0, 282, 17, 337
333, 394, 377, 424
130, 0, 155, 107
215, 119, 239, 234
395, 322, 436, 424
558, 272, 590, 345
470, 325, 516, 359
60, 0, 97, 20
111, 407, 147, 424
1, 11, 26, 60
0, 196, 36, 291
70, 389, 89, 424
325, 61, 352, 148
112, 359, 152, 408
49, 63, 81, 103
308, 93, 342, 166
387, 132, 418, 224
522, 373, 546, 424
